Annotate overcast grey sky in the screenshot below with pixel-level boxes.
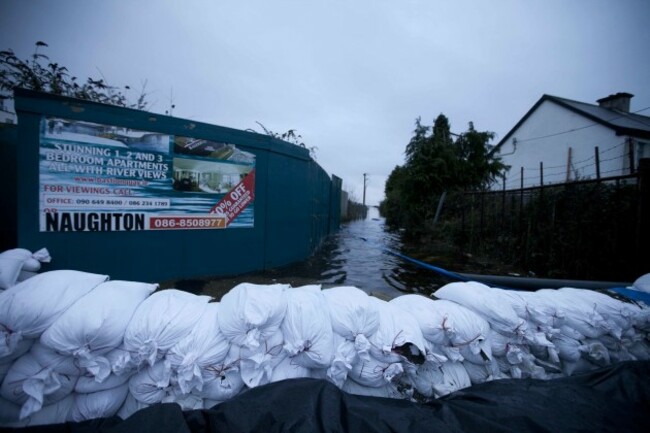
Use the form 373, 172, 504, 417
2, 0, 649, 205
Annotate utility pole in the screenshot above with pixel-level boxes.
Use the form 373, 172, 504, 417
362, 173, 368, 207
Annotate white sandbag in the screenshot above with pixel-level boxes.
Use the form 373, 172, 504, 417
412, 361, 445, 398
197, 346, 245, 401
327, 333, 362, 388
322, 286, 380, 342
553, 332, 583, 363
167, 303, 231, 394
581, 339, 611, 367
238, 329, 285, 388
16, 270, 38, 283
558, 288, 638, 333
0, 353, 77, 419
348, 353, 404, 388
633, 273, 650, 293
75, 372, 130, 394
14, 394, 75, 427
41, 280, 157, 377
0, 257, 23, 290
282, 287, 334, 369
0, 270, 108, 358
218, 283, 289, 350
70, 383, 129, 422
270, 355, 311, 382
104, 346, 137, 377
534, 289, 609, 339
368, 297, 427, 364
390, 295, 449, 346
30, 342, 82, 376
429, 361, 472, 397
515, 291, 566, 330
435, 281, 528, 338
117, 393, 148, 420
123, 289, 212, 367
463, 360, 496, 384
0, 338, 34, 365
402, 297, 491, 365
1, 248, 51, 272
341, 379, 402, 399
128, 361, 172, 405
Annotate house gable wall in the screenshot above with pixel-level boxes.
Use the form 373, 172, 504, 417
497, 100, 629, 189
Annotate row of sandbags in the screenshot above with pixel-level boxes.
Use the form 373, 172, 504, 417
2, 270, 650, 427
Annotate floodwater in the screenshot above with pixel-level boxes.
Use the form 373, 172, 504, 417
182, 207, 453, 300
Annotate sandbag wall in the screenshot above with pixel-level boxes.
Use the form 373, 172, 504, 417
1, 271, 650, 427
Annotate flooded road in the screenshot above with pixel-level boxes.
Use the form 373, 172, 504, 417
181, 207, 454, 300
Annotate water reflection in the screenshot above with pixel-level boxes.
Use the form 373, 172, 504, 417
252, 207, 450, 299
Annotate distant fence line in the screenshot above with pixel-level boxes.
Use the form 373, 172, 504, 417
340, 190, 367, 222
437, 158, 649, 281
501, 142, 637, 190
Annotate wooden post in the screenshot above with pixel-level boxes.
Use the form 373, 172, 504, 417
628, 138, 635, 174
595, 146, 600, 181
501, 176, 506, 224
519, 167, 524, 228
565, 146, 573, 182
637, 158, 650, 273
540, 161, 544, 187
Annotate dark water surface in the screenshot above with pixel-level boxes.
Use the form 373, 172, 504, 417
174, 207, 454, 300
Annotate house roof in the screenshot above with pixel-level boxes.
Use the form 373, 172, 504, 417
493, 94, 650, 153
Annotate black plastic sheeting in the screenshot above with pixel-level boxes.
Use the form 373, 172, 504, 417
9, 361, 650, 433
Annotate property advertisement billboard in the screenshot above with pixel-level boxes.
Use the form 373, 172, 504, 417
39, 117, 255, 232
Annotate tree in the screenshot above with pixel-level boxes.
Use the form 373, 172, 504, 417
381, 114, 507, 237
454, 122, 507, 190
252, 121, 318, 159
0, 42, 149, 109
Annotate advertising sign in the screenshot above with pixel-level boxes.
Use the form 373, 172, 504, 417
39, 117, 255, 232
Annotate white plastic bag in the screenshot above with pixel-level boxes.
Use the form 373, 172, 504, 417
70, 383, 129, 422
128, 361, 172, 405
435, 362, 472, 397
218, 283, 288, 350
0, 353, 77, 419
435, 281, 527, 338
75, 372, 130, 394
238, 330, 285, 388
282, 286, 334, 369
15, 394, 75, 427
368, 297, 427, 364
197, 346, 245, 401
322, 286, 380, 342
0, 248, 51, 289
0, 270, 107, 358
123, 289, 212, 367
341, 379, 402, 399
41, 280, 156, 379
166, 303, 231, 394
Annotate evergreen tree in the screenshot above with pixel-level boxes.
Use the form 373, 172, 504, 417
381, 114, 507, 237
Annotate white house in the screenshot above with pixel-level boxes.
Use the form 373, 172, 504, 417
492, 92, 650, 189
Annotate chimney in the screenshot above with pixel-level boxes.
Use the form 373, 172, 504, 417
597, 92, 633, 112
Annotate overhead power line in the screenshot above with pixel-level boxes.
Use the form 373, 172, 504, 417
515, 106, 650, 144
